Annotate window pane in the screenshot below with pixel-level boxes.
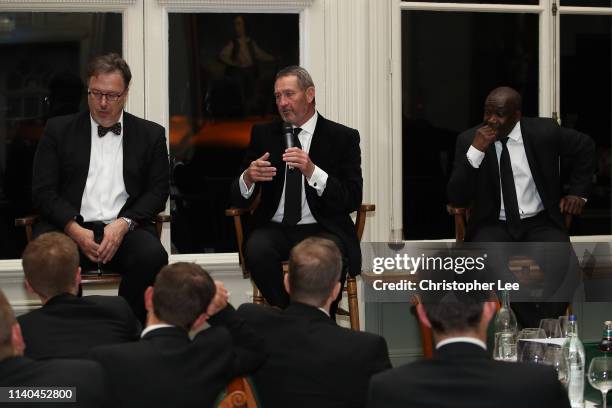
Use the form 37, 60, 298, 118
401, 11, 539, 239
0, 12, 122, 259
560, 0, 612, 6
560, 14, 612, 235
168, 13, 299, 254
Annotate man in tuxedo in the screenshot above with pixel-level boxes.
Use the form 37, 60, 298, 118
0, 289, 110, 408
237, 237, 391, 408
32, 53, 169, 322
367, 290, 570, 408
447, 86, 595, 327
90, 262, 265, 408
18, 232, 140, 360
230, 65, 362, 312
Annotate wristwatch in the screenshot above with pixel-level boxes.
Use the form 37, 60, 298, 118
120, 217, 136, 231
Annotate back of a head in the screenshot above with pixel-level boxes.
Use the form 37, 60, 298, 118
153, 262, 216, 330
417, 255, 494, 336
22, 232, 79, 299
288, 237, 341, 307
0, 289, 17, 360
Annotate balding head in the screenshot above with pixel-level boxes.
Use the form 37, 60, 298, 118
486, 86, 522, 112
287, 237, 342, 308
483, 86, 522, 140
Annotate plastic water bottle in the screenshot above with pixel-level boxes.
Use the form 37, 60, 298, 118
563, 314, 585, 408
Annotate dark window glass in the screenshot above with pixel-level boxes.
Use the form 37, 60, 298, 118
0, 12, 122, 259
168, 13, 299, 254
405, 0, 538, 4
560, 14, 612, 235
560, 0, 612, 6
401, 11, 539, 239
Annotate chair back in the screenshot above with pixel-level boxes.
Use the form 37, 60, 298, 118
215, 376, 259, 408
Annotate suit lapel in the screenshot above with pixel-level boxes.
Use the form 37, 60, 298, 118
122, 111, 134, 194
75, 111, 92, 200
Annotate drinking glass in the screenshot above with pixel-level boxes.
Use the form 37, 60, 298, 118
493, 331, 517, 362
517, 328, 546, 358
519, 341, 546, 364
539, 318, 562, 338
543, 346, 569, 388
587, 357, 612, 408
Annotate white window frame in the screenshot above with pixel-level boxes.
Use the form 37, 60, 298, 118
392, 0, 612, 242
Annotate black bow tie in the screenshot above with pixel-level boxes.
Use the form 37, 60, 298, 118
98, 122, 121, 137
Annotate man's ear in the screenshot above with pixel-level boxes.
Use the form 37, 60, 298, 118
144, 286, 154, 313
191, 312, 209, 331
416, 303, 432, 329
12, 323, 25, 356
482, 301, 497, 325
283, 273, 290, 295
331, 282, 341, 302
306, 86, 315, 104
74, 266, 82, 287
24, 279, 35, 295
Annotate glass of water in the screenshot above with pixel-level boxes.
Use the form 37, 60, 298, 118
493, 331, 517, 362
588, 356, 612, 408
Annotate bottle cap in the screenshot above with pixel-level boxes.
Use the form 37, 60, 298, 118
569, 314, 576, 322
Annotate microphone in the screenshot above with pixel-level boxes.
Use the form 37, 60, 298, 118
283, 122, 295, 169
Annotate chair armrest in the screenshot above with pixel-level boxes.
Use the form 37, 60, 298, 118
225, 208, 251, 217
360, 203, 375, 213
15, 215, 38, 227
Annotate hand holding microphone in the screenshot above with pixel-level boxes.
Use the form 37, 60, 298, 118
282, 122, 315, 178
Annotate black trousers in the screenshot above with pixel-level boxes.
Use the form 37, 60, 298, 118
244, 222, 348, 318
470, 212, 577, 328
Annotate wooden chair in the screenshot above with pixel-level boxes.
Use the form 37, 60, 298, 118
215, 376, 259, 408
410, 205, 574, 357
15, 214, 171, 285
225, 202, 375, 331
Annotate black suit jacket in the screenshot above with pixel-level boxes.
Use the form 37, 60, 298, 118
230, 115, 363, 275
18, 293, 141, 360
367, 342, 570, 408
237, 302, 391, 408
89, 305, 265, 408
32, 110, 169, 230
448, 117, 594, 239
0, 356, 110, 408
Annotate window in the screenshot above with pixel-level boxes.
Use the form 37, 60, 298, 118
0, 12, 122, 259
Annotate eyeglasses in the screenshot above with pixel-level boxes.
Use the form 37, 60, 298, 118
87, 89, 126, 102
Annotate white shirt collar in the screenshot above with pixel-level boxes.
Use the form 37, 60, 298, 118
90, 111, 124, 131
295, 111, 318, 135
436, 336, 487, 350
141, 323, 174, 338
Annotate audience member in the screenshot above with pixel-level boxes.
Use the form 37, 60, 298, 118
90, 262, 265, 408
0, 289, 110, 408
32, 53, 169, 322
238, 237, 391, 408
18, 232, 140, 360
367, 289, 570, 407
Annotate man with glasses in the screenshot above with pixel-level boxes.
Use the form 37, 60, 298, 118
32, 53, 169, 322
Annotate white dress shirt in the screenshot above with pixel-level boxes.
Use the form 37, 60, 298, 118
466, 121, 544, 220
140, 323, 174, 338
436, 336, 487, 350
239, 112, 329, 224
80, 113, 129, 223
